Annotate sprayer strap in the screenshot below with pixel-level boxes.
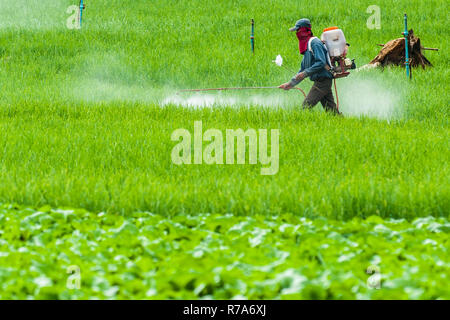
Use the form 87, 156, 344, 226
307, 37, 319, 53
308, 37, 333, 69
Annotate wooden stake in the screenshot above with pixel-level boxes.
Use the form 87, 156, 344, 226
377, 44, 438, 51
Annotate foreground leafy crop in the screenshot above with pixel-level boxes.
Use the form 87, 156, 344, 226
0, 204, 448, 299
0, 0, 448, 300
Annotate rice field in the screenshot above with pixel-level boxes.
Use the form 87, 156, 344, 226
0, 0, 448, 299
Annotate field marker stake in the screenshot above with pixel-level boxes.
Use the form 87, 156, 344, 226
79, 0, 85, 29
403, 14, 411, 79
251, 19, 255, 54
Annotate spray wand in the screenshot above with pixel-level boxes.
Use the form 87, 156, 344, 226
177, 86, 306, 97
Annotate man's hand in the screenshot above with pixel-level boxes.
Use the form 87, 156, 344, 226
294, 72, 307, 82
278, 82, 293, 90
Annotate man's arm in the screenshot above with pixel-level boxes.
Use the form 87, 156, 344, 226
279, 66, 306, 90
289, 67, 306, 87
280, 43, 327, 90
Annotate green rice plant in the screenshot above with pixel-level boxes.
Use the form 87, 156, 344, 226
0, 0, 448, 299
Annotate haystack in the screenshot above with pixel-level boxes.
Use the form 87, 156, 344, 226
369, 29, 432, 69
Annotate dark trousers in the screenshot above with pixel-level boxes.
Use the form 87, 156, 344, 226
302, 78, 339, 114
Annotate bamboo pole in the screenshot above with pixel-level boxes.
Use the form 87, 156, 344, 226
377, 44, 439, 51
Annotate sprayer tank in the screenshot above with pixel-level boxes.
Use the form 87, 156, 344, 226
321, 27, 347, 57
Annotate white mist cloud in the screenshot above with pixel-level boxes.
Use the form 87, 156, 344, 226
0, 0, 69, 30
162, 81, 402, 120
69, 50, 402, 120
338, 78, 402, 120
161, 93, 302, 108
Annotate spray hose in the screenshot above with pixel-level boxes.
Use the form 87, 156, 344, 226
333, 79, 340, 113
177, 86, 307, 98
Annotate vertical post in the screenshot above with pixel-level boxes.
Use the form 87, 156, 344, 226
79, 0, 84, 29
403, 14, 410, 79
251, 19, 255, 54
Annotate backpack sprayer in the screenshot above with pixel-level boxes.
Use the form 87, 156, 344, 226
320, 27, 356, 79
317, 26, 356, 112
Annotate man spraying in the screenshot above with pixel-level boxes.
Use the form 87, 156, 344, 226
279, 18, 341, 115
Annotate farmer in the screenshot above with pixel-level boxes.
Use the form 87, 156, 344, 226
279, 18, 340, 115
